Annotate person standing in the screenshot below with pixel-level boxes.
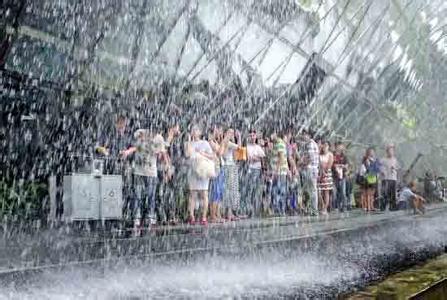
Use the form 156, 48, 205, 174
162, 124, 182, 224
262, 137, 275, 216
245, 129, 265, 218
96, 114, 132, 173
318, 141, 334, 215
208, 125, 225, 223
380, 144, 400, 211
333, 142, 350, 212
122, 129, 166, 227
95, 114, 134, 220
185, 125, 215, 225
301, 129, 320, 216
345, 162, 354, 210
270, 132, 289, 216
284, 131, 298, 214
221, 128, 241, 220
359, 147, 380, 212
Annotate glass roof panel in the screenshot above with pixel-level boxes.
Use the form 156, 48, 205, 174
197, 0, 233, 34
5, 35, 70, 82
233, 24, 271, 62
261, 42, 307, 86
2, 0, 446, 152
177, 35, 205, 78
279, 18, 313, 47
191, 59, 218, 84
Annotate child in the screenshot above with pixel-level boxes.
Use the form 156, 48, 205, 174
397, 180, 426, 214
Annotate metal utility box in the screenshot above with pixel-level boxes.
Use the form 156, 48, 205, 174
63, 173, 122, 221
100, 175, 123, 219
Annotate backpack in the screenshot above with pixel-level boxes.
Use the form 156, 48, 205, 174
365, 159, 379, 185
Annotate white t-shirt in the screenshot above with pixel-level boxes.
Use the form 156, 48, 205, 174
247, 143, 265, 169
381, 157, 399, 181
190, 140, 213, 159
398, 187, 416, 204
223, 141, 238, 166
133, 135, 166, 177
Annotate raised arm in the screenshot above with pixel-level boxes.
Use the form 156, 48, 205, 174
199, 151, 216, 160
166, 125, 179, 145
95, 146, 109, 156
184, 139, 193, 158
209, 140, 221, 155
219, 135, 237, 157
235, 130, 242, 147
228, 141, 239, 150
288, 155, 297, 175
327, 152, 334, 169
121, 146, 137, 158
198, 142, 216, 160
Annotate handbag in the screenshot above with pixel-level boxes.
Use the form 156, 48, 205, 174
193, 156, 216, 179
365, 173, 377, 185
234, 147, 247, 161
355, 173, 365, 185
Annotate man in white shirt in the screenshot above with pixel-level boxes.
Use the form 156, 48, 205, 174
245, 130, 265, 217
380, 144, 400, 211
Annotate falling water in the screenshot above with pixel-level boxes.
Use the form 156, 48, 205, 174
1, 0, 447, 298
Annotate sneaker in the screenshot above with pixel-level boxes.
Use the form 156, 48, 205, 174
169, 219, 178, 226
149, 217, 157, 226
200, 218, 208, 226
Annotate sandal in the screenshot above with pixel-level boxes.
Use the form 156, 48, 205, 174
187, 216, 195, 225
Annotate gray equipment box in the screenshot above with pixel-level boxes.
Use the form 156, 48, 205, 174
100, 175, 123, 219
63, 173, 123, 221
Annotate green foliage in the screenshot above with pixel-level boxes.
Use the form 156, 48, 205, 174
0, 180, 49, 221
297, 0, 313, 10
351, 254, 447, 299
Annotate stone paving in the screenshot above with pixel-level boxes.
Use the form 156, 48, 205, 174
0, 203, 446, 274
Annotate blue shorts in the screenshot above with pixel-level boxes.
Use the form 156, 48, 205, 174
210, 170, 225, 203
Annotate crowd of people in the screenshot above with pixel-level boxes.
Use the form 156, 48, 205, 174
94, 114, 426, 229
